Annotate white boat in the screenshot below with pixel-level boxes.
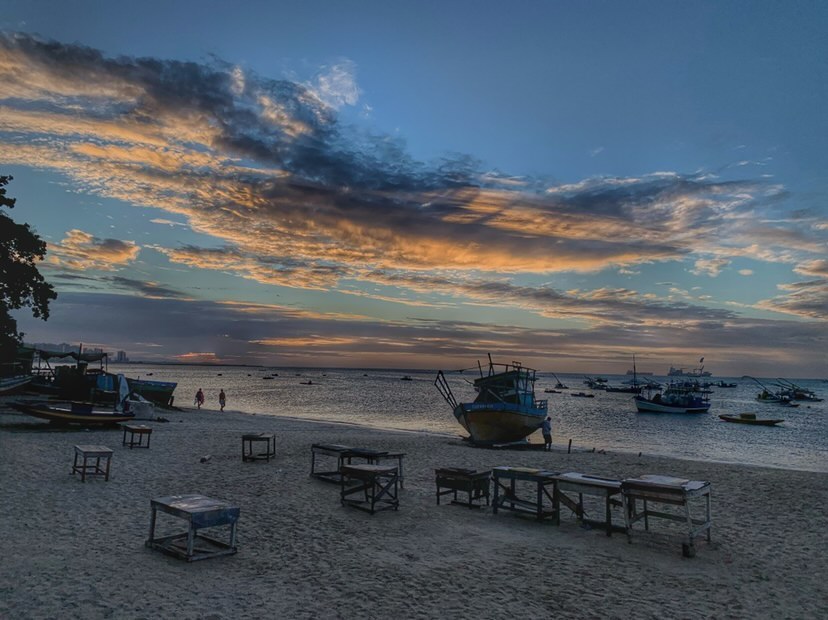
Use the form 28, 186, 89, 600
435, 354, 547, 444
635, 381, 711, 414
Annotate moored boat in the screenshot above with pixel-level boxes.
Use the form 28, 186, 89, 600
635, 381, 710, 414
719, 413, 783, 426
128, 377, 177, 406
435, 354, 547, 444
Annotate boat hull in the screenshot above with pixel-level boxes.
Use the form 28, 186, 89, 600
634, 396, 710, 414
128, 378, 177, 406
0, 375, 33, 394
453, 403, 546, 444
9, 401, 135, 425
719, 414, 783, 426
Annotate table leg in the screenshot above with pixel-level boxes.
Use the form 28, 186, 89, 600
536, 482, 543, 521
123, 426, 127, 446
186, 523, 195, 559
104, 455, 111, 481
605, 494, 612, 536
148, 506, 157, 543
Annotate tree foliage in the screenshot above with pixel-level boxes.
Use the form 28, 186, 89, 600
1, 175, 57, 369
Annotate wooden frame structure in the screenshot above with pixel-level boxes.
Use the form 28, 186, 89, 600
492, 466, 559, 521
242, 433, 276, 462
72, 445, 113, 482
310, 444, 406, 487
552, 472, 624, 536
122, 424, 152, 449
435, 468, 491, 508
340, 464, 399, 514
146, 494, 239, 562
621, 475, 712, 556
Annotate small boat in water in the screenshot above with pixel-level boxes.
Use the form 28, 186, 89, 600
401, 375, 413, 381
571, 392, 595, 398
635, 381, 711, 414
435, 354, 547, 445
719, 413, 783, 426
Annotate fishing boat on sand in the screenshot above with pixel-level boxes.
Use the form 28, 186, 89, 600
435, 354, 547, 444
719, 413, 784, 426
635, 381, 711, 414
9, 374, 136, 425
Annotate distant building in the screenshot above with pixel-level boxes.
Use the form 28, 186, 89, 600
115, 350, 129, 363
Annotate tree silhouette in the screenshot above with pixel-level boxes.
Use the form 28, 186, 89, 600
1, 175, 57, 373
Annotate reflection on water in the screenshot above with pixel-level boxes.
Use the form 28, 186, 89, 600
111, 365, 828, 472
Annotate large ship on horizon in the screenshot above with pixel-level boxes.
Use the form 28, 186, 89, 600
667, 357, 712, 378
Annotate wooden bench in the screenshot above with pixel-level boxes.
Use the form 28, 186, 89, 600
122, 424, 152, 449
242, 433, 276, 462
621, 475, 712, 556
72, 445, 113, 482
492, 466, 559, 522
340, 464, 399, 514
435, 468, 491, 508
552, 472, 624, 536
146, 494, 240, 562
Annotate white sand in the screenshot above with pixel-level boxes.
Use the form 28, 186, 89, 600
1, 400, 826, 619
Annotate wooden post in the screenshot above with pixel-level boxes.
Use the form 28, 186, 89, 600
568, 439, 572, 454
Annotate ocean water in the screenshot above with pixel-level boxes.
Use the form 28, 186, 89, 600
109, 364, 828, 473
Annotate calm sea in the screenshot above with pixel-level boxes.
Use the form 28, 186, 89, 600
109, 364, 828, 473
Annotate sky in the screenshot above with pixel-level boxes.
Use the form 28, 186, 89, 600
1, 1, 826, 376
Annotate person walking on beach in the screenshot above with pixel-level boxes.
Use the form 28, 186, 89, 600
541, 416, 552, 451
219, 389, 226, 412
195, 388, 205, 409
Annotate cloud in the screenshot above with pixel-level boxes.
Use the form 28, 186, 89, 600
308, 60, 361, 109
2, 32, 827, 351
46, 272, 189, 299
15, 291, 827, 375
150, 218, 187, 227
2, 32, 824, 291
691, 257, 730, 277
738, 269, 753, 276
46, 229, 139, 271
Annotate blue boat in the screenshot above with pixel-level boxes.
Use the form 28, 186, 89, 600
435, 354, 548, 444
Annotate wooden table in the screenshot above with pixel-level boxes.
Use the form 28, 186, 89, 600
435, 468, 491, 508
72, 445, 113, 482
310, 445, 406, 487
340, 464, 400, 514
242, 433, 276, 462
146, 494, 240, 562
552, 472, 623, 536
123, 424, 153, 449
492, 466, 559, 521
621, 475, 712, 556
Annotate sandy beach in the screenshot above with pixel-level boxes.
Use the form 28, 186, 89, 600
1, 399, 826, 619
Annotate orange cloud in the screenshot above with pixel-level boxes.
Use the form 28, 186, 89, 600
47, 229, 140, 271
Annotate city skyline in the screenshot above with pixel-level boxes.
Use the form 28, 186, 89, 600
2, 2, 826, 376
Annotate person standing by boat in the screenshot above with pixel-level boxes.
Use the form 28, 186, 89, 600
541, 416, 552, 451
219, 389, 226, 412
195, 388, 205, 409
